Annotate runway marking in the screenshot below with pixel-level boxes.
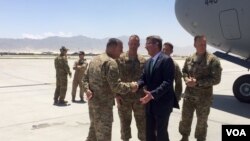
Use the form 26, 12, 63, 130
0, 83, 53, 88
0, 113, 88, 129
32, 122, 65, 130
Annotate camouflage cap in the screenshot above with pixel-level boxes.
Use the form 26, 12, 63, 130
79, 51, 85, 55
60, 46, 68, 51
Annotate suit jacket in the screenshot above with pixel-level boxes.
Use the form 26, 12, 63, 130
138, 52, 179, 115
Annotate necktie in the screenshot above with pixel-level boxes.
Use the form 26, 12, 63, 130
149, 58, 154, 74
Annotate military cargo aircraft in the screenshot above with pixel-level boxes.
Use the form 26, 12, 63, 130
175, 0, 250, 103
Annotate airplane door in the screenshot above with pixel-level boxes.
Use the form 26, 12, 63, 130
219, 9, 241, 40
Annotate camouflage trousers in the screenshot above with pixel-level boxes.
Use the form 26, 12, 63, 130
71, 79, 84, 100
54, 75, 68, 101
117, 99, 146, 141
86, 103, 113, 141
179, 94, 212, 140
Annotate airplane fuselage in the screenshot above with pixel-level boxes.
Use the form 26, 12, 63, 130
175, 0, 250, 60
175, 0, 250, 103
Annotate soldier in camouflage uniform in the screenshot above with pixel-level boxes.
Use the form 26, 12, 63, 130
115, 35, 146, 141
179, 35, 222, 141
163, 42, 183, 101
71, 51, 88, 102
83, 38, 138, 141
54, 46, 72, 105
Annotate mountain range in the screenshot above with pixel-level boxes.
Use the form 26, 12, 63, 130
0, 35, 209, 56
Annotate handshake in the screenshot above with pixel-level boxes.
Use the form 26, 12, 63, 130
130, 82, 139, 93
185, 77, 197, 87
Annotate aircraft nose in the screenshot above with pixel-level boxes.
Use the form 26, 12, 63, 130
175, 0, 200, 35
175, 0, 190, 28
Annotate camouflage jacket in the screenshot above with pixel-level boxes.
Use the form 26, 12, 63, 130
183, 52, 222, 96
83, 53, 132, 107
54, 55, 71, 77
116, 52, 146, 100
73, 59, 88, 81
173, 60, 183, 101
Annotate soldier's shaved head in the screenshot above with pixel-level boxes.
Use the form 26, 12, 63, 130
106, 38, 123, 59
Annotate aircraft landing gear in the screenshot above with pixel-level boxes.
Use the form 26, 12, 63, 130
233, 74, 250, 103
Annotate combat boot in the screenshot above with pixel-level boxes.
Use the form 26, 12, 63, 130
53, 100, 58, 105
80, 97, 86, 103
72, 96, 76, 102
196, 136, 205, 141
58, 100, 68, 105
180, 135, 189, 141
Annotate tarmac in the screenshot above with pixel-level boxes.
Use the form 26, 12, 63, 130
0, 56, 249, 141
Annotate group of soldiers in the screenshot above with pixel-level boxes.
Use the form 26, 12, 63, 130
54, 46, 88, 105
53, 35, 222, 141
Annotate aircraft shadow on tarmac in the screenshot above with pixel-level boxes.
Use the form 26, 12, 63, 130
212, 94, 250, 119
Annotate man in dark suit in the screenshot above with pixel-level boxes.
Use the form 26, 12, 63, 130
138, 35, 179, 141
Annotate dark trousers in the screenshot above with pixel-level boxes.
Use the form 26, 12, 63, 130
146, 110, 171, 141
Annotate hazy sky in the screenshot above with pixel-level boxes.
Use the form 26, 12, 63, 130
0, 0, 194, 48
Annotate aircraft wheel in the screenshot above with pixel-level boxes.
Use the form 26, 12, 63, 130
233, 74, 250, 103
